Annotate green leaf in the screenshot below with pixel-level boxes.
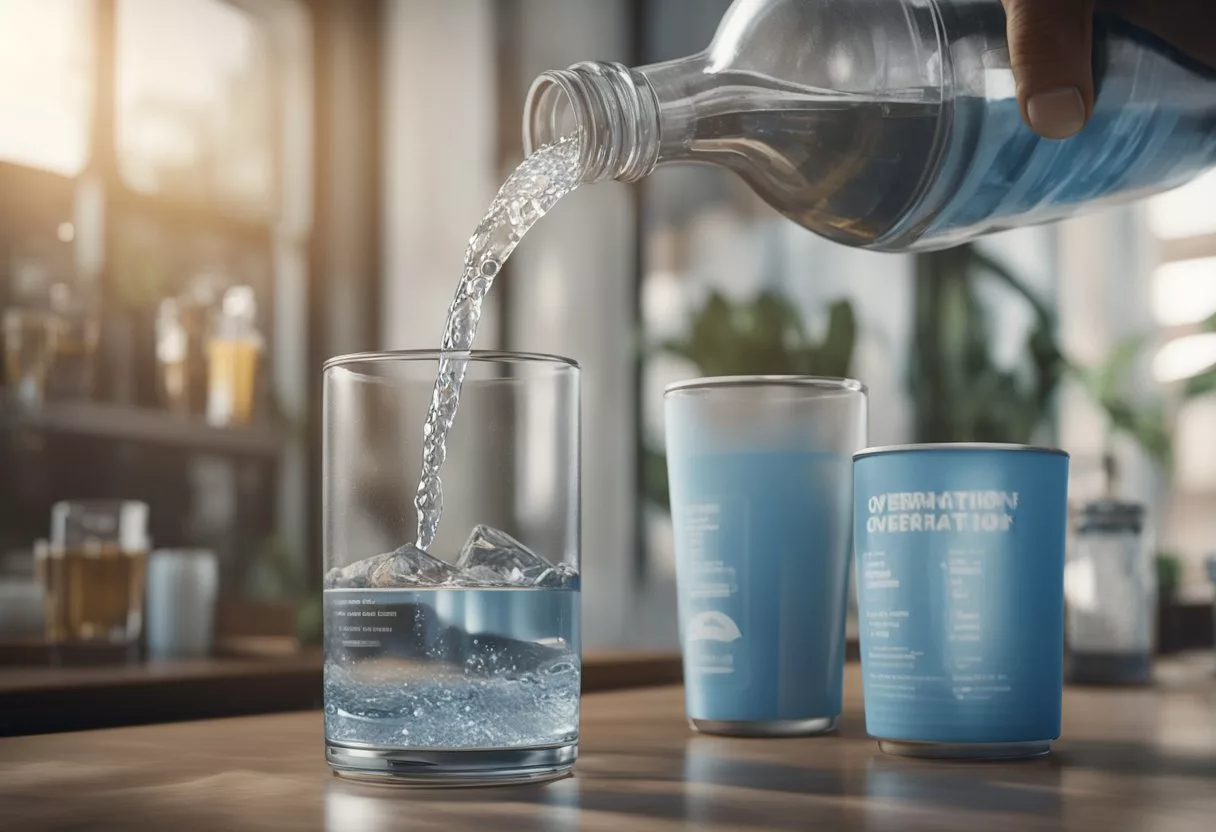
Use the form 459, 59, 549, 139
909, 244, 1059, 444
1102, 397, 1172, 469
1183, 367, 1216, 399
650, 288, 856, 380
1088, 335, 1148, 401
810, 299, 857, 378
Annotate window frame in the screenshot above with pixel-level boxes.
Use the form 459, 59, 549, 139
1148, 174, 1216, 340
0, 0, 301, 303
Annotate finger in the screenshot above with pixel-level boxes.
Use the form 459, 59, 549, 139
1001, 0, 1096, 139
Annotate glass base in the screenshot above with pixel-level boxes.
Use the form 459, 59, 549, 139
326, 741, 577, 787
690, 716, 837, 737
878, 739, 1052, 760
1068, 651, 1154, 686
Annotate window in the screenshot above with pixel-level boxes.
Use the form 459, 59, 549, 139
1148, 169, 1216, 242
1148, 174, 1216, 387
1147, 173, 1216, 497
1151, 257, 1216, 328
0, 0, 311, 576
0, 0, 93, 176
117, 0, 276, 216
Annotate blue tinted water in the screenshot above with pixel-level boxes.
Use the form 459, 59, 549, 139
324, 587, 579, 749
668, 450, 853, 723
917, 92, 1216, 246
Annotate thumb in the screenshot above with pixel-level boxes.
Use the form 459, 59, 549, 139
1001, 0, 1096, 139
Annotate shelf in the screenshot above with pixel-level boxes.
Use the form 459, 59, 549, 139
0, 651, 323, 736
0, 649, 681, 735
0, 400, 283, 458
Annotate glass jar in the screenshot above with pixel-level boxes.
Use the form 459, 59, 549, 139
1064, 500, 1155, 685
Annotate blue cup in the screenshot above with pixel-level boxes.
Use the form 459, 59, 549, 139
853, 443, 1070, 759
665, 376, 867, 736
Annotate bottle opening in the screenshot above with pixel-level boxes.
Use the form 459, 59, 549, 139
523, 73, 580, 156
522, 62, 661, 183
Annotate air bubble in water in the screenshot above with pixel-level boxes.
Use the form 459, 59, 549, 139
423, 444, 446, 471
519, 198, 541, 225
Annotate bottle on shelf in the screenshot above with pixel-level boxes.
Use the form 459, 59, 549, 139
206, 285, 262, 428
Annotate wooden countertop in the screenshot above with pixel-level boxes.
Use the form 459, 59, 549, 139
1, 658, 1214, 831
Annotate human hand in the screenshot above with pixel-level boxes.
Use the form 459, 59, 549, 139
1001, 0, 1216, 140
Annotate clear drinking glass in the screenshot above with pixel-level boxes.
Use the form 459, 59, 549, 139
3, 308, 59, 407
47, 282, 101, 400
665, 376, 866, 736
45, 500, 150, 644
323, 350, 581, 786
145, 549, 219, 659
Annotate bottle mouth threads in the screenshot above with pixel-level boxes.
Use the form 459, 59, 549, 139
523, 71, 579, 154
522, 61, 660, 184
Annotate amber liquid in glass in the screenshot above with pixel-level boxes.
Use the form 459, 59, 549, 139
207, 338, 259, 426
40, 545, 148, 643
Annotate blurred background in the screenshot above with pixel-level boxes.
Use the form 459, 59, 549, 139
1, 0, 1214, 729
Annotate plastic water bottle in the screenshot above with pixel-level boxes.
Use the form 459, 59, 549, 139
524, 0, 1216, 252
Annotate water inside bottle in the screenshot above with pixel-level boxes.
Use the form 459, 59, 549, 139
686, 84, 1216, 250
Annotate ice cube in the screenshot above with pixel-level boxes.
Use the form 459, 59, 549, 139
457, 525, 569, 587
534, 561, 580, 590
325, 544, 466, 589
323, 557, 375, 590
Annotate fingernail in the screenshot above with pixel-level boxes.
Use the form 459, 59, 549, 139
1027, 87, 1086, 139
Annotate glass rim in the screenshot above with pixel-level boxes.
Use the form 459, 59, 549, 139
150, 548, 218, 558
664, 375, 866, 397
324, 349, 580, 373
52, 499, 149, 511
854, 442, 1069, 459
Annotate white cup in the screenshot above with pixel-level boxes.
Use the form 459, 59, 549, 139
146, 549, 218, 659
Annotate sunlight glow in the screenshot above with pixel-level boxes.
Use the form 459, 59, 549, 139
1153, 333, 1216, 383
116, 0, 273, 211
1148, 169, 1216, 240
0, 0, 93, 175
1152, 257, 1216, 327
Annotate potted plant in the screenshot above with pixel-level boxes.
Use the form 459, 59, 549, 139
909, 243, 1064, 444
642, 289, 857, 510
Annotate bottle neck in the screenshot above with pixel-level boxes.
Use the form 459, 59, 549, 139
523, 58, 699, 184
